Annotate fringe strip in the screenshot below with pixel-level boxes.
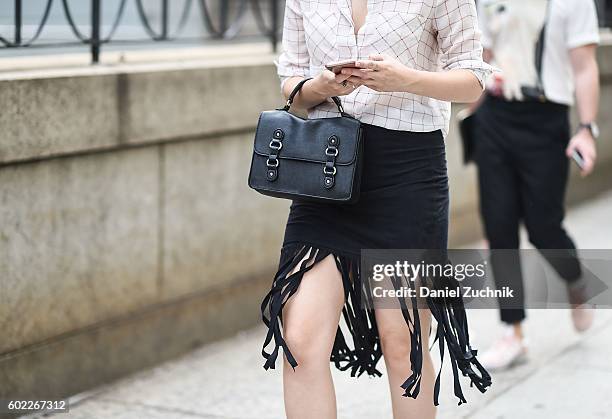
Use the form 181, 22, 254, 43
260, 244, 492, 405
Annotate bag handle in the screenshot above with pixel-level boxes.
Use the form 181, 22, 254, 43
281, 77, 347, 115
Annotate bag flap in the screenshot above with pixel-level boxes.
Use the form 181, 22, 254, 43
253, 110, 361, 166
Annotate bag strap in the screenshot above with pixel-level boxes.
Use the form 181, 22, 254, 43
281, 77, 346, 115
534, 0, 551, 92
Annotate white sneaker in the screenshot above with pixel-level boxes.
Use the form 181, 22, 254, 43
479, 328, 528, 371
571, 306, 594, 333
568, 280, 595, 333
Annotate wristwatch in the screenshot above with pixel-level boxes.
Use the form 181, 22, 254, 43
578, 122, 600, 140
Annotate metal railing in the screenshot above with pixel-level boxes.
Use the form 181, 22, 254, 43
0, 0, 282, 63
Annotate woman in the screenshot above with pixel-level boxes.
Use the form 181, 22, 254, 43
260, 0, 493, 417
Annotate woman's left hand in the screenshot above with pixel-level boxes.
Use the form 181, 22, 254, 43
341, 53, 419, 92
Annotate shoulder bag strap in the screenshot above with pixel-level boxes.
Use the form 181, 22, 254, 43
534, 0, 551, 91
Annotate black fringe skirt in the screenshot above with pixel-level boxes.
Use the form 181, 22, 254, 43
260, 123, 491, 405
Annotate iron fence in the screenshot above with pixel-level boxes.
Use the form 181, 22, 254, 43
0, 0, 282, 63
2, 0, 612, 65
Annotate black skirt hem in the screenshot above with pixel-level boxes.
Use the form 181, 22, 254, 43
260, 242, 492, 406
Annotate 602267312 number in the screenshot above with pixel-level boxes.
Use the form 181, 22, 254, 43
2, 399, 69, 413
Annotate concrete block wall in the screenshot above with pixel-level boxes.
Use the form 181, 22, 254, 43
1, 43, 611, 405
0, 57, 289, 405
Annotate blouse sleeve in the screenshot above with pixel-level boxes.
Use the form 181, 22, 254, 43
433, 0, 494, 89
274, 0, 311, 91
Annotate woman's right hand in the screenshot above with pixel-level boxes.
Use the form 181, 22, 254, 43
309, 69, 360, 98
282, 71, 359, 111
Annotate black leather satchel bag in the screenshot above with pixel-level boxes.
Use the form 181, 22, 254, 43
248, 78, 364, 204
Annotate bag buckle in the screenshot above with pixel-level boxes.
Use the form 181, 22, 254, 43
323, 166, 337, 176
325, 146, 338, 157
269, 139, 283, 151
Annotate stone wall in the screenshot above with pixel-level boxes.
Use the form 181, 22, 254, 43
1, 43, 611, 406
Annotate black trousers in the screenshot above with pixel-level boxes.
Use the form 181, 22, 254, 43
474, 94, 582, 324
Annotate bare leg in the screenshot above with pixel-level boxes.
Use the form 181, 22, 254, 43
376, 307, 436, 419
512, 322, 524, 340
282, 254, 345, 419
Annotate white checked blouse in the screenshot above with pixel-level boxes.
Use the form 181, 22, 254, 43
275, 0, 493, 136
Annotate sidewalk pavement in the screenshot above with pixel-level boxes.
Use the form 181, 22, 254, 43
35, 190, 612, 419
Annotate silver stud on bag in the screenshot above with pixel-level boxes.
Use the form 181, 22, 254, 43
273, 129, 284, 139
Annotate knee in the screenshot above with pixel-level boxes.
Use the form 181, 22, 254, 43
379, 330, 412, 369
526, 221, 569, 249
484, 220, 520, 249
283, 325, 330, 367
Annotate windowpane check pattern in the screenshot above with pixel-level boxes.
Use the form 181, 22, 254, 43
275, 0, 494, 136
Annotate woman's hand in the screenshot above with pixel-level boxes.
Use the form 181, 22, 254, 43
281, 71, 360, 111
341, 54, 418, 92
310, 69, 361, 98
340, 53, 484, 102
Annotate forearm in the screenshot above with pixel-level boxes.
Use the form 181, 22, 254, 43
405, 68, 484, 103
567, 45, 599, 176
281, 76, 328, 111
574, 59, 599, 124
283, 64, 486, 109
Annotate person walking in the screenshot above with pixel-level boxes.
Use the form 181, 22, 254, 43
258, 0, 493, 418
473, 0, 601, 371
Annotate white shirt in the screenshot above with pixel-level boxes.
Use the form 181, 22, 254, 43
478, 0, 600, 105
274, 0, 493, 136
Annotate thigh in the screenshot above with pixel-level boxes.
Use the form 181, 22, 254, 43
474, 114, 522, 248
282, 253, 345, 358
518, 141, 570, 234
375, 306, 432, 350
512, 104, 570, 235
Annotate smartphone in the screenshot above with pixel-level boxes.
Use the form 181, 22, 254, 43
325, 59, 358, 74
572, 150, 586, 170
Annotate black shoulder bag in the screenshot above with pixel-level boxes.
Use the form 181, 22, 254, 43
248, 78, 364, 204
